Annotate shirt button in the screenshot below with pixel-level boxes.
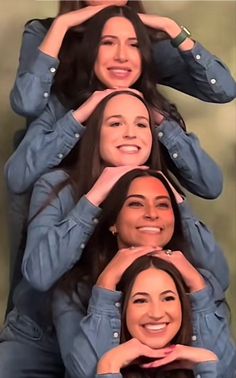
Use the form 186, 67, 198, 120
196, 54, 201, 60
50, 67, 56, 73
210, 78, 216, 84
115, 302, 121, 308
192, 335, 197, 341
80, 243, 85, 249
43, 92, 49, 98
57, 153, 63, 159
158, 131, 164, 138
92, 218, 99, 224
75, 133, 80, 139
172, 152, 178, 159
113, 332, 119, 338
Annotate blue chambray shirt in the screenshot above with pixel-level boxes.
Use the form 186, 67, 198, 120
10, 20, 236, 118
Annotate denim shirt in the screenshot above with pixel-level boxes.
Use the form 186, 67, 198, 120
10, 20, 236, 118
21, 169, 229, 293
52, 270, 236, 378
4, 93, 223, 199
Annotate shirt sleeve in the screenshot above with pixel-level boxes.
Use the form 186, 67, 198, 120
155, 120, 223, 199
10, 20, 59, 117
53, 285, 122, 378
190, 270, 236, 378
152, 40, 236, 103
4, 96, 85, 194
22, 170, 102, 291
193, 361, 219, 378
178, 200, 229, 291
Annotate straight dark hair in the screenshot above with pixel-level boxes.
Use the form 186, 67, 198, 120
53, 6, 185, 129
117, 255, 194, 378
59, 169, 189, 295
58, 1, 145, 14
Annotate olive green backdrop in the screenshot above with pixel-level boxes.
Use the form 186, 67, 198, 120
0, 1, 235, 339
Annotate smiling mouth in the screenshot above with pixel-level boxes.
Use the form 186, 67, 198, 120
108, 67, 132, 78
143, 323, 168, 333
117, 145, 140, 153
137, 227, 162, 234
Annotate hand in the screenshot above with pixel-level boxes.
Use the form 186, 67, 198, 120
85, 165, 148, 207
73, 89, 116, 123
97, 245, 161, 291
141, 344, 218, 369
97, 338, 172, 374
58, 4, 111, 30
153, 250, 206, 292
151, 107, 165, 125
157, 171, 184, 204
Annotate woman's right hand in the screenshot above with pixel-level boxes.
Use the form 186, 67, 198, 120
85, 165, 148, 207
96, 245, 160, 291
97, 338, 170, 374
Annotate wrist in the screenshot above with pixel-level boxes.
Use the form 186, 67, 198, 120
97, 356, 121, 374
188, 276, 206, 293
96, 275, 117, 291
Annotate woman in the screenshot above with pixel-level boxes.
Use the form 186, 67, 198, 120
97, 256, 219, 378
0, 94, 229, 377
6, 6, 223, 199
52, 169, 235, 378
10, 1, 235, 118
20, 92, 228, 292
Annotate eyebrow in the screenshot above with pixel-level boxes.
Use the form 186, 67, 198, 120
125, 194, 170, 201
105, 115, 149, 122
131, 290, 177, 299
101, 35, 138, 41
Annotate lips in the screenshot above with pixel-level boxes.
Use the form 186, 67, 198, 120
143, 323, 168, 333
108, 67, 132, 79
137, 226, 162, 234
117, 144, 140, 153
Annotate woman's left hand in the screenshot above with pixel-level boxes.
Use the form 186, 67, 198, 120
153, 250, 206, 292
141, 344, 218, 369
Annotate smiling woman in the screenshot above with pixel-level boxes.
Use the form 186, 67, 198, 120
50, 168, 236, 378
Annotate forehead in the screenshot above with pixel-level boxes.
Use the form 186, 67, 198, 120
131, 268, 178, 295
103, 94, 149, 118
127, 177, 170, 198
102, 16, 137, 37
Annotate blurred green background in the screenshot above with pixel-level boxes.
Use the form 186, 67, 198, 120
0, 1, 235, 339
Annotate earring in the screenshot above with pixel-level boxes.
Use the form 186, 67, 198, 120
109, 226, 117, 236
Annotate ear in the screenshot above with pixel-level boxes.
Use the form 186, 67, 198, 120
109, 225, 117, 235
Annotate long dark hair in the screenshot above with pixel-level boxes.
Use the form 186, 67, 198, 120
117, 255, 194, 378
53, 6, 185, 129
58, 1, 145, 14
59, 169, 189, 295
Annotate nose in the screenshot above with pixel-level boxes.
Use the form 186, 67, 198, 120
114, 42, 128, 63
144, 204, 159, 220
123, 124, 136, 139
148, 302, 165, 319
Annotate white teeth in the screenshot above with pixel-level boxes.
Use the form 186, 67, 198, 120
118, 145, 139, 153
138, 227, 161, 233
144, 323, 167, 331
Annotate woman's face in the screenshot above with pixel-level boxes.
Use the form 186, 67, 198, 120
94, 16, 142, 88
86, 0, 127, 5
99, 93, 152, 166
126, 267, 182, 349
113, 177, 175, 248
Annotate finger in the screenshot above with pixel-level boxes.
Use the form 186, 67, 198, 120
141, 353, 176, 368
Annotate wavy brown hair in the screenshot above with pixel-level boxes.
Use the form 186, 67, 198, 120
117, 255, 194, 378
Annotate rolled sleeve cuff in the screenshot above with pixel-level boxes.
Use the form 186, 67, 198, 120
193, 361, 218, 376
157, 119, 184, 147
88, 286, 122, 316
69, 195, 102, 226
30, 49, 59, 79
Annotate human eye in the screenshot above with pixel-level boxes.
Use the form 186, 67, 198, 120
133, 297, 147, 304
156, 201, 171, 209
130, 40, 139, 48
100, 38, 114, 46
109, 121, 122, 127
137, 122, 149, 128
126, 200, 143, 208
163, 295, 176, 302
